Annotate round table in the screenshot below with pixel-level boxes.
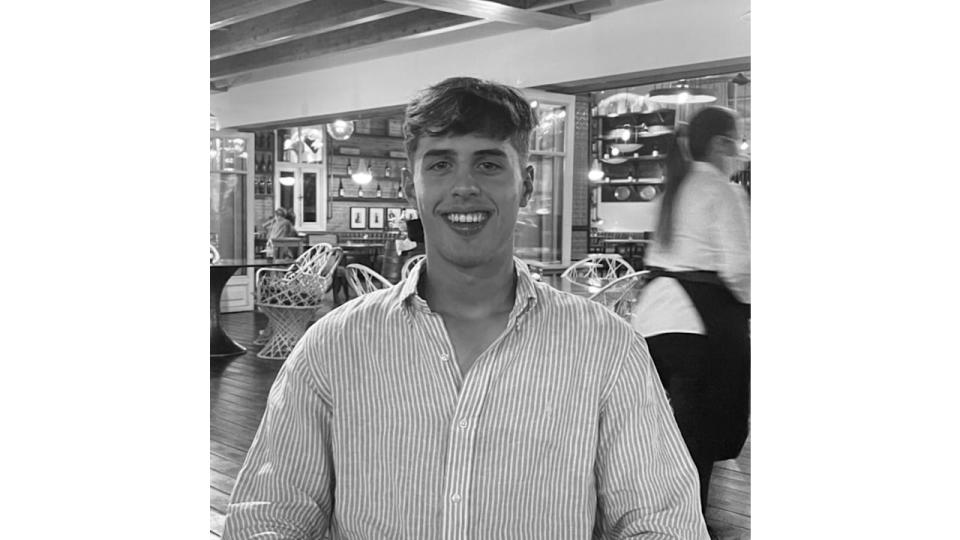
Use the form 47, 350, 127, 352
210, 258, 293, 358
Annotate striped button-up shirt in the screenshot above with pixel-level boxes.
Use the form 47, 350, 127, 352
224, 259, 708, 539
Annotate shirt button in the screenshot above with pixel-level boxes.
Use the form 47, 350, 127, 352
451, 493, 461, 502
439, 352, 449, 362
458, 419, 469, 430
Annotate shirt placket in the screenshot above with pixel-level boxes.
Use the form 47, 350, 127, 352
437, 306, 531, 540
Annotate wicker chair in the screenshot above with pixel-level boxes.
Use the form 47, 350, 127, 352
560, 254, 636, 293
254, 243, 342, 360
252, 244, 324, 346
588, 270, 651, 321
344, 263, 393, 297
400, 253, 426, 280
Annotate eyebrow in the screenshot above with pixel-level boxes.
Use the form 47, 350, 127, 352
420, 148, 509, 160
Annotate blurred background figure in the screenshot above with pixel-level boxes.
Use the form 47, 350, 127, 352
262, 207, 298, 258
392, 208, 425, 268
631, 106, 751, 530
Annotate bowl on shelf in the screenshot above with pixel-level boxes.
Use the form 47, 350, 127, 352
610, 143, 643, 154
600, 156, 628, 164
639, 185, 660, 201
636, 125, 673, 138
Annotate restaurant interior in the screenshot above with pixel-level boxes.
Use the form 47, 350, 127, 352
210, 0, 751, 537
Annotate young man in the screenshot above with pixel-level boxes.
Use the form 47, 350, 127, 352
224, 77, 709, 539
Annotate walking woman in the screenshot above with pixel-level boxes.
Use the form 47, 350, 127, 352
632, 106, 751, 523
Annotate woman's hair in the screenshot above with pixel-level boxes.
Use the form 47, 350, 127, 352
274, 207, 287, 218
283, 208, 296, 224
402, 77, 537, 166
655, 106, 737, 247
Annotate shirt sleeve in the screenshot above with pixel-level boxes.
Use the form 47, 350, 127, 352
222, 342, 334, 540
594, 334, 709, 539
712, 184, 751, 304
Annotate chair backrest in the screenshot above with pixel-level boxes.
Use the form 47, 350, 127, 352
210, 244, 221, 263
256, 244, 343, 306
561, 254, 636, 291
587, 270, 651, 320
344, 263, 393, 297
401, 253, 426, 280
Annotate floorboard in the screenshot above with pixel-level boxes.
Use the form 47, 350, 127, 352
210, 308, 750, 538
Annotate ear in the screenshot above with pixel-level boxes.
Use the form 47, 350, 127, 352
707, 134, 726, 157
519, 165, 534, 207
401, 164, 417, 204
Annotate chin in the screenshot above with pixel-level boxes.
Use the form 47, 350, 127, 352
436, 244, 512, 269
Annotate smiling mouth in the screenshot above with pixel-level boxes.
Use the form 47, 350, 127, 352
441, 211, 492, 235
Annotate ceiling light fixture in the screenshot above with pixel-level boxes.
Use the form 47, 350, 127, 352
326, 119, 355, 141
352, 161, 373, 185
648, 81, 717, 105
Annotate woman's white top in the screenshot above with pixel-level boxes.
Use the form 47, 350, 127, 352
632, 161, 751, 337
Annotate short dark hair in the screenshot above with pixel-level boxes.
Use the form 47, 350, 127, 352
687, 106, 737, 161
402, 77, 537, 167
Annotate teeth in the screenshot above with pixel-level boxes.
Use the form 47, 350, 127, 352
446, 212, 488, 223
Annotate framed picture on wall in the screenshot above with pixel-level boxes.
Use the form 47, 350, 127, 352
385, 207, 402, 230
368, 207, 385, 230
349, 207, 367, 229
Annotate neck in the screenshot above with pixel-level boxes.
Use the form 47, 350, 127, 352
421, 254, 517, 319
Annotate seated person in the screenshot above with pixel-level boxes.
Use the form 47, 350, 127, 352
262, 208, 299, 258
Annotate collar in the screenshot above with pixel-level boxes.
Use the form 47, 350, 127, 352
398, 256, 539, 315
689, 160, 728, 180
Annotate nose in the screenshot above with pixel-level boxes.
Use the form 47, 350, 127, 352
450, 169, 481, 198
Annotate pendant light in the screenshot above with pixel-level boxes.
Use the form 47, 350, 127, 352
648, 81, 717, 105
588, 158, 604, 182
326, 119, 355, 141
352, 159, 373, 185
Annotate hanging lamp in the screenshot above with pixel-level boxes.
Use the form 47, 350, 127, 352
648, 81, 717, 105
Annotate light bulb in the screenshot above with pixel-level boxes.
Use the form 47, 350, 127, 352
588, 159, 604, 182
741, 140, 750, 151
610, 147, 620, 156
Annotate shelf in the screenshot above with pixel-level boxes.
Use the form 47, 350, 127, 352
600, 156, 666, 163
331, 197, 406, 203
595, 180, 664, 185
330, 173, 401, 181
331, 153, 407, 161
331, 133, 404, 142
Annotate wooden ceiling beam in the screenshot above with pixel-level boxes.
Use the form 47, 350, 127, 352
211, 9, 474, 82
383, 0, 588, 29
211, 0, 314, 30
211, 0, 417, 60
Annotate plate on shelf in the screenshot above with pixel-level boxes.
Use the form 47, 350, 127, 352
610, 143, 643, 153
603, 128, 633, 141
613, 186, 633, 201
601, 157, 628, 164
639, 185, 659, 201
636, 125, 673, 138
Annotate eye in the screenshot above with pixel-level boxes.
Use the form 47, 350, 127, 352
426, 160, 452, 172
477, 161, 504, 173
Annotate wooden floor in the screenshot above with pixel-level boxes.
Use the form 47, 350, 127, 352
210, 308, 750, 539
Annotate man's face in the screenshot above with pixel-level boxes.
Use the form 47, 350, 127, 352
404, 133, 533, 269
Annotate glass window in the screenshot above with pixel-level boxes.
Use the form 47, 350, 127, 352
515, 99, 571, 264
302, 171, 317, 223
209, 169, 246, 260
